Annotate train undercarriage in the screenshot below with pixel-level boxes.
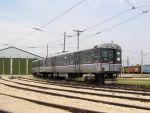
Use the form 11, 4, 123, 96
33, 72, 119, 85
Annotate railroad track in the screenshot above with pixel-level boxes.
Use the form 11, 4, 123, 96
0, 93, 102, 113
17, 77, 150, 96
1, 78, 150, 102
0, 109, 12, 113
0, 79, 150, 111
20, 77, 150, 92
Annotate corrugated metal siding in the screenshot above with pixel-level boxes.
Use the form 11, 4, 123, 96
12, 58, 19, 75
28, 59, 32, 75
0, 58, 34, 75
0, 59, 3, 74
20, 59, 26, 75
4, 58, 10, 75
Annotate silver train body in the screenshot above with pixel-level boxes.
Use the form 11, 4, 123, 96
32, 43, 122, 81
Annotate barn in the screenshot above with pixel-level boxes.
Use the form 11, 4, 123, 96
0, 46, 42, 75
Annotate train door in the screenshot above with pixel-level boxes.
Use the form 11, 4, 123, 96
109, 49, 115, 63
74, 52, 80, 73
101, 48, 109, 72
93, 48, 101, 72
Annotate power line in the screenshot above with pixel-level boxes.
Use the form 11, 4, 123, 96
126, 0, 135, 9
83, 8, 133, 31
26, 6, 150, 50
74, 30, 84, 50
0, 15, 65, 36
79, 10, 149, 42
38, 4, 150, 49
5, 1, 150, 50
4, 0, 86, 45
83, 4, 150, 32
39, 0, 86, 29
0, 16, 33, 29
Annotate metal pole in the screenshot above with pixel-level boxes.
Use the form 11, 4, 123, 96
127, 56, 129, 74
122, 61, 124, 75
10, 57, 13, 75
26, 58, 28, 75
3, 58, 4, 75
47, 45, 48, 57
74, 30, 84, 50
63, 32, 66, 52
19, 58, 20, 75
141, 50, 143, 76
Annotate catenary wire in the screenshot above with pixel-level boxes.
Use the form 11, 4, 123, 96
79, 10, 149, 42
3, 0, 86, 45
4, 3, 150, 49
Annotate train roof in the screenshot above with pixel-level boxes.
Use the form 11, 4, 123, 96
32, 43, 121, 62
95, 43, 121, 50
49, 43, 121, 57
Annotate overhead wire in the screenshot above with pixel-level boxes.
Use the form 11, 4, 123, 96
4, 1, 150, 50
83, 4, 150, 32
79, 9, 150, 42
39, 0, 86, 29
126, 0, 135, 9
0, 16, 33, 29
83, 8, 133, 31
43, 4, 150, 49
4, 0, 86, 45
14, 4, 150, 50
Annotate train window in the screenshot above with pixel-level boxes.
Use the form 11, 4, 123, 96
117, 51, 121, 61
93, 49, 99, 62
117, 58, 121, 61
47, 58, 51, 66
102, 51, 108, 57
63, 55, 67, 65
117, 51, 121, 55
69, 54, 74, 65
86, 50, 92, 63
79, 50, 93, 64
109, 50, 113, 58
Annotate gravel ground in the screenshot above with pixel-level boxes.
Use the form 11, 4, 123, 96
0, 76, 150, 113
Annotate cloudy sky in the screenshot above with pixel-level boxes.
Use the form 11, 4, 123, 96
0, 0, 150, 65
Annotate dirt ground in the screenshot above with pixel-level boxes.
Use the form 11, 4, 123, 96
0, 75, 150, 113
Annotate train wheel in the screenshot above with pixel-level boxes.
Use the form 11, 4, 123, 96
95, 74, 105, 85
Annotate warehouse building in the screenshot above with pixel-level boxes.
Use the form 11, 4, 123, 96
0, 46, 42, 75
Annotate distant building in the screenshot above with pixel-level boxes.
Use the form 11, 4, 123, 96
0, 46, 42, 75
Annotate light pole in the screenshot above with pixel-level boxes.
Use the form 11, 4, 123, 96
141, 50, 143, 76
62, 32, 74, 52
74, 30, 84, 50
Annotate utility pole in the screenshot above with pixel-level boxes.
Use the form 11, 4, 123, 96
122, 61, 124, 75
127, 56, 129, 74
141, 50, 143, 76
46, 45, 48, 57
63, 32, 66, 52
74, 30, 84, 50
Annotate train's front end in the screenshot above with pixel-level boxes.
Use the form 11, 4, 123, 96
98, 43, 122, 79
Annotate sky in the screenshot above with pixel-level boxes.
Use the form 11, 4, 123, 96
0, 0, 150, 66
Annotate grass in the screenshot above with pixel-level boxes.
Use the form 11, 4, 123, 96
117, 78, 150, 88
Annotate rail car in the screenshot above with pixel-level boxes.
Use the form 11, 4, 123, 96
123, 66, 141, 74
32, 43, 122, 84
123, 65, 150, 74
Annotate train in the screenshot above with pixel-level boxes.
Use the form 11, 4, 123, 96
32, 43, 122, 84
123, 65, 150, 74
